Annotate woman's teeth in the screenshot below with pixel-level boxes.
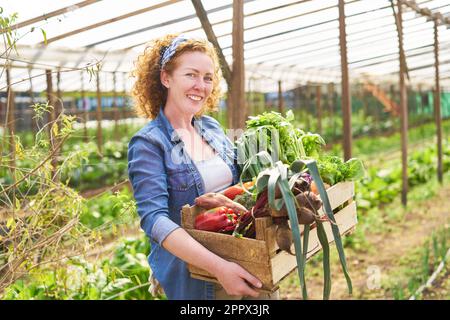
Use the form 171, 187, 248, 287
187, 95, 202, 101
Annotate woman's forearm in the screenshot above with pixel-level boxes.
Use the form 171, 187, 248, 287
161, 227, 225, 277
161, 227, 262, 297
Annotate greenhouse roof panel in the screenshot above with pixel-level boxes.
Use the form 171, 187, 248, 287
1, 0, 450, 92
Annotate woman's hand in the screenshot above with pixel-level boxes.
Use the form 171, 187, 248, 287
212, 259, 263, 298
161, 228, 262, 298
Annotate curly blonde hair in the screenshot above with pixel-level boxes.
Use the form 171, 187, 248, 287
131, 34, 223, 119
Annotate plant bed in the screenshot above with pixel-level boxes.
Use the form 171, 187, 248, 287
181, 181, 357, 293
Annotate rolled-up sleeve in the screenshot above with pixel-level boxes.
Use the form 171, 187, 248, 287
128, 135, 180, 245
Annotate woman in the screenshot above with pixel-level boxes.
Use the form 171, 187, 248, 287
128, 34, 263, 300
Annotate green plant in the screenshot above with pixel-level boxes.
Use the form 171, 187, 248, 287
2, 236, 157, 300
390, 226, 450, 300
80, 188, 137, 231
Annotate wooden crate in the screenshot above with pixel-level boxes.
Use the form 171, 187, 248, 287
181, 181, 357, 292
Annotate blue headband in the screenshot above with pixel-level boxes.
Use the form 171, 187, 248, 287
159, 34, 189, 69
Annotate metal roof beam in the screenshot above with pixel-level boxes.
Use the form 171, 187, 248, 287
220, 2, 448, 51
120, 0, 314, 51
190, 0, 231, 88
242, 23, 438, 64
246, 42, 450, 78
85, 0, 257, 48
40, 0, 182, 45
1, 0, 100, 34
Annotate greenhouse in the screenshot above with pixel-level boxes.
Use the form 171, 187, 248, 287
0, 0, 449, 303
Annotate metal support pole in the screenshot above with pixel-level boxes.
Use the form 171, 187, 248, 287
397, 0, 409, 206
230, 0, 246, 132
338, 0, 352, 160
113, 72, 119, 140
45, 69, 58, 180
81, 71, 88, 142
278, 80, 284, 115
328, 82, 336, 140
96, 70, 103, 155
6, 66, 15, 179
316, 85, 322, 135
45, 70, 55, 138
433, 18, 443, 183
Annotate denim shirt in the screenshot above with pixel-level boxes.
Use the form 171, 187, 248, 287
127, 108, 239, 300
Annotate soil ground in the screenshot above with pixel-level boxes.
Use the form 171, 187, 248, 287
279, 182, 450, 300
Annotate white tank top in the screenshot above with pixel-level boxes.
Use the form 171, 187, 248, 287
195, 154, 233, 193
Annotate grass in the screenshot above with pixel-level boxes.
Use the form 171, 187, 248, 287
387, 226, 450, 300
279, 171, 450, 299
347, 171, 450, 251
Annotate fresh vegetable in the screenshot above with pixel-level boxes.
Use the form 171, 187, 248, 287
317, 156, 366, 186
223, 185, 245, 200
271, 191, 326, 225
296, 131, 326, 158
310, 181, 330, 195
233, 192, 256, 210
195, 193, 247, 213
222, 181, 255, 201
274, 218, 294, 255
194, 206, 240, 233
237, 110, 306, 170
232, 210, 256, 238
243, 181, 255, 190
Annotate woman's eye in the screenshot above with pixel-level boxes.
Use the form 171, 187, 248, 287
186, 73, 195, 78
204, 76, 213, 82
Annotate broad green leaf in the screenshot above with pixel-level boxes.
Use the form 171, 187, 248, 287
291, 160, 306, 173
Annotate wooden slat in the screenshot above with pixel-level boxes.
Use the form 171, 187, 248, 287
317, 181, 354, 215
181, 204, 203, 229
255, 216, 272, 240
265, 225, 278, 256
270, 201, 357, 284
186, 229, 269, 264
189, 271, 277, 294
188, 258, 274, 291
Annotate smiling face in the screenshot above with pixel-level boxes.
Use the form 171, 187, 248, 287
161, 51, 215, 116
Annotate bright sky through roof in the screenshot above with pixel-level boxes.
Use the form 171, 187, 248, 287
1, 0, 450, 92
